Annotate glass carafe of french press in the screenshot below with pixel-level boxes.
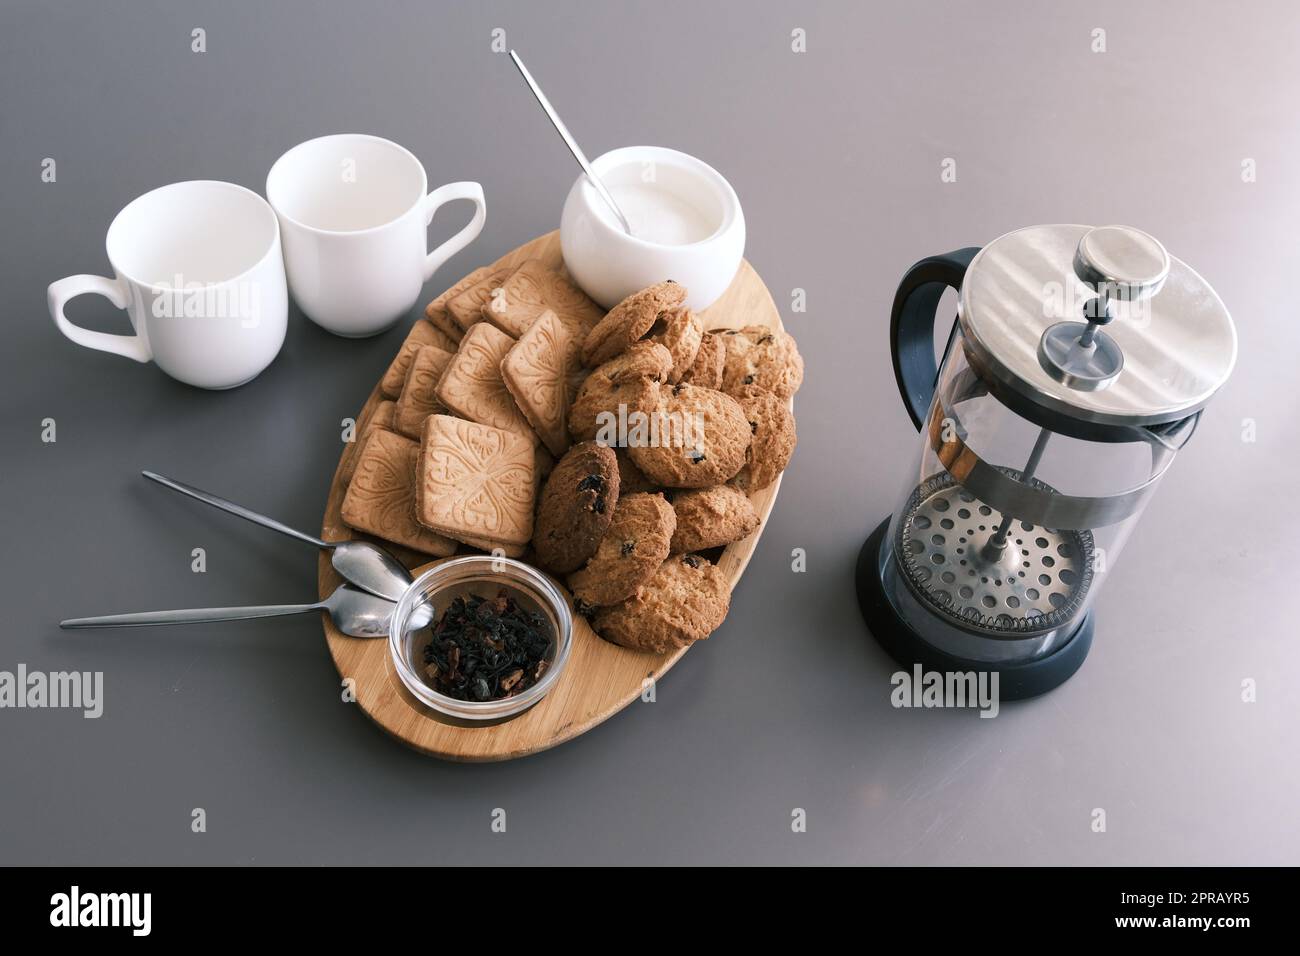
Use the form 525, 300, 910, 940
856, 225, 1236, 698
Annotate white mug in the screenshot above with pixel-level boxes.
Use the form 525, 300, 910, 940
47, 180, 288, 390
266, 134, 486, 337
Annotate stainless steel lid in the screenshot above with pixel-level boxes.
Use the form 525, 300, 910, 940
958, 224, 1237, 428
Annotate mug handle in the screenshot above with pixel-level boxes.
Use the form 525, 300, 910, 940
421, 182, 487, 283
47, 274, 152, 362
889, 247, 980, 430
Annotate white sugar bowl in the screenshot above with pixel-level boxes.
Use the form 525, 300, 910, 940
559, 146, 745, 311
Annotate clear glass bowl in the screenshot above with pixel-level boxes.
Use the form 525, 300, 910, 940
388, 556, 573, 722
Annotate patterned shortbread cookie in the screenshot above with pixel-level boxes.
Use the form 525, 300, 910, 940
566, 492, 676, 609
627, 383, 750, 488
446, 267, 512, 333
481, 259, 603, 338
730, 384, 797, 493
341, 429, 457, 556
591, 553, 731, 654
533, 442, 620, 574
485, 259, 603, 403
416, 415, 536, 546
718, 326, 804, 399
436, 322, 536, 441
669, 485, 759, 553
648, 306, 703, 384
581, 280, 686, 367
381, 320, 458, 398
500, 310, 574, 457
424, 305, 463, 345
568, 341, 673, 444
339, 400, 397, 485
680, 331, 726, 390
394, 345, 454, 440
424, 266, 491, 344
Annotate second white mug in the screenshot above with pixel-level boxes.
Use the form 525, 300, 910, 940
266, 133, 486, 337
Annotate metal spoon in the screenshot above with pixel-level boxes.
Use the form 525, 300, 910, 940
142, 470, 413, 603
509, 48, 633, 235
60, 584, 398, 639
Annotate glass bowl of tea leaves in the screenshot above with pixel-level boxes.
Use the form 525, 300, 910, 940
389, 555, 573, 721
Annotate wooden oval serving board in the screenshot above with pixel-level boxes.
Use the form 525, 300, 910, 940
319, 230, 787, 761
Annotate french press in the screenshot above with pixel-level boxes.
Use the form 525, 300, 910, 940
856, 224, 1236, 698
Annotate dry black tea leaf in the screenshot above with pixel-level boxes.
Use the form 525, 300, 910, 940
421, 589, 551, 701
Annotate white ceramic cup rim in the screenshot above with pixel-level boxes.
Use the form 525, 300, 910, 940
579, 145, 742, 252
265, 133, 429, 238
104, 180, 281, 291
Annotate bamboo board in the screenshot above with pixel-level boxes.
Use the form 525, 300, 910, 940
319, 230, 787, 761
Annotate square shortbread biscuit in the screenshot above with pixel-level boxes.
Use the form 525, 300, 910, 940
446, 267, 511, 333
381, 320, 458, 398
435, 322, 536, 440
500, 309, 573, 457
416, 415, 535, 546
394, 345, 454, 440
341, 428, 457, 556
481, 258, 603, 338
338, 400, 396, 485
424, 266, 491, 344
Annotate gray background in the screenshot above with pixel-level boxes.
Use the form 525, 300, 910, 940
1, 0, 1296, 865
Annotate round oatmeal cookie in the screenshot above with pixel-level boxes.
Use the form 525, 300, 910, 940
615, 448, 658, 494
647, 306, 703, 384
627, 383, 750, 488
533, 442, 620, 573
567, 492, 676, 609
581, 280, 686, 367
729, 384, 797, 493
568, 342, 672, 443
669, 485, 760, 553
591, 554, 731, 654
718, 326, 804, 399
680, 331, 726, 389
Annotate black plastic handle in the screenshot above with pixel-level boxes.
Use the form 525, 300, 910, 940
890, 247, 981, 430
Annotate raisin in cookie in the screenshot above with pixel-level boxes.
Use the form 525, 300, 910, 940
591, 554, 731, 654
669, 485, 760, 553
581, 280, 686, 367
730, 384, 797, 492
568, 341, 673, 444
627, 383, 750, 488
718, 326, 804, 399
567, 492, 675, 609
533, 442, 620, 574
647, 306, 703, 384
680, 331, 726, 389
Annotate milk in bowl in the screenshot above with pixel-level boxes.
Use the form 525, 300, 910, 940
560, 146, 745, 311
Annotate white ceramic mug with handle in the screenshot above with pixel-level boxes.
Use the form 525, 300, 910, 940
47, 180, 288, 389
266, 133, 486, 337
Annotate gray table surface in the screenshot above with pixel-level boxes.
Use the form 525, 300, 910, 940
2, 0, 1297, 866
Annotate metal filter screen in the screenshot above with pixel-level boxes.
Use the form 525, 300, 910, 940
893, 471, 1095, 637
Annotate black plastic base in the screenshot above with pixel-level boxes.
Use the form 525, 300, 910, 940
855, 518, 1093, 701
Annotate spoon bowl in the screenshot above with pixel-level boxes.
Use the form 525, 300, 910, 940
329, 540, 414, 603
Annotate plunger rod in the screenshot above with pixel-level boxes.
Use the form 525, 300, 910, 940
986, 427, 1052, 553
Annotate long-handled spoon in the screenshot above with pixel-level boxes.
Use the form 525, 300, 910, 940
61, 584, 398, 639
142, 470, 413, 603
509, 48, 633, 235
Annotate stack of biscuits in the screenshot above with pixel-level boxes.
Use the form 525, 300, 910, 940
338, 263, 801, 657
